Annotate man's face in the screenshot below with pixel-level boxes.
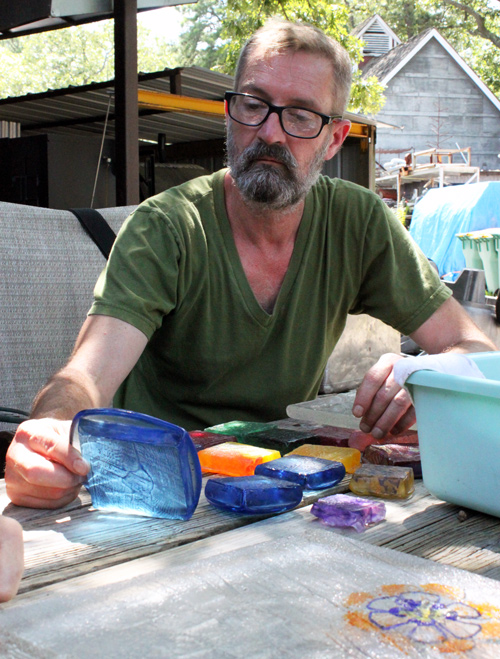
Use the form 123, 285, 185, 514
226, 50, 350, 210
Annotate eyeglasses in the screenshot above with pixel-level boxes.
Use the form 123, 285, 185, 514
225, 91, 342, 139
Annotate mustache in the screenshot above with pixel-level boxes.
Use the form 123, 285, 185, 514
238, 141, 298, 173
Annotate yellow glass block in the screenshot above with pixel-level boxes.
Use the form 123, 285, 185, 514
286, 444, 361, 474
349, 464, 414, 499
198, 442, 281, 477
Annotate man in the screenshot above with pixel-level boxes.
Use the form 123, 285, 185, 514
6, 19, 496, 509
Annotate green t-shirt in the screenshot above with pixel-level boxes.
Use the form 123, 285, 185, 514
90, 169, 451, 430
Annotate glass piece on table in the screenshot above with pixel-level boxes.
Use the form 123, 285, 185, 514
286, 392, 360, 429
363, 444, 422, 478
198, 442, 281, 477
286, 444, 361, 474
71, 408, 202, 520
310, 425, 356, 447
348, 430, 419, 453
311, 493, 386, 532
255, 454, 346, 490
242, 427, 317, 453
204, 420, 274, 438
274, 418, 323, 431
189, 430, 236, 451
205, 475, 303, 514
349, 464, 415, 499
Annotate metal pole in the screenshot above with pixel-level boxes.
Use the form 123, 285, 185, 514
114, 0, 140, 206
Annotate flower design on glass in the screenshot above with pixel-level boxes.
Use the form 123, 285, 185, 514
367, 590, 482, 644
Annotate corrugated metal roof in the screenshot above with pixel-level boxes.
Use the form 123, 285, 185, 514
0, 66, 233, 144
0, 65, 377, 145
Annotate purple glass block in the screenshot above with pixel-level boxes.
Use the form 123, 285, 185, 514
189, 430, 237, 451
205, 475, 303, 514
254, 455, 345, 490
363, 444, 422, 478
310, 494, 386, 532
310, 425, 356, 447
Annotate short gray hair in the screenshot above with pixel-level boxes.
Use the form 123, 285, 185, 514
234, 18, 353, 114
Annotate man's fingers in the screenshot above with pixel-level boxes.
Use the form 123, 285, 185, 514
353, 353, 414, 438
360, 386, 413, 438
6, 440, 86, 489
14, 419, 90, 476
390, 406, 417, 436
14, 420, 89, 476
5, 418, 89, 509
353, 353, 403, 419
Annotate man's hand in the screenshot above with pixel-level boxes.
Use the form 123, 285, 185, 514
352, 353, 415, 438
0, 516, 24, 602
5, 419, 89, 509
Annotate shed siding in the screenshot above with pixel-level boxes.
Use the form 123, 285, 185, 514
375, 39, 500, 170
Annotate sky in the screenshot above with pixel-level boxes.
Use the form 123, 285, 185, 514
137, 6, 186, 43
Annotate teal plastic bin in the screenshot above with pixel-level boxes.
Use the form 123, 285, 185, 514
406, 352, 500, 517
456, 232, 483, 270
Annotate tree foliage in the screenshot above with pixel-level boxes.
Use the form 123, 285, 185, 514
0, 20, 176, 99
173, 0, 387, 114
174, 0, 500, 107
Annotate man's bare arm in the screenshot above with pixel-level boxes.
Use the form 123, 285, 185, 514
353, 296, 497, 437
5, 315, 148, 508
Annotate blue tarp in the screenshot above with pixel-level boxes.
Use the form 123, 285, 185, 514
409, 182, 500, 281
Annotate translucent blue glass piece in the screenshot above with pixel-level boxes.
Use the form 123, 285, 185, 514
205, 475, 303, 514
71, 408, 202, 520
254, 455, 346, 490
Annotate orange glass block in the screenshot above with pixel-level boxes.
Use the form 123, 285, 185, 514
198, 442, 281, 477
286, 444, 361, 474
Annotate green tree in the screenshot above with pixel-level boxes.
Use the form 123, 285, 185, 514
172, 0, 387, 114
0, 20, 176, 99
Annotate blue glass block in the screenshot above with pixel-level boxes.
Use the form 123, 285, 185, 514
205, 475, 303, 514
255, 455, 346, 490
71, 408, 202, 520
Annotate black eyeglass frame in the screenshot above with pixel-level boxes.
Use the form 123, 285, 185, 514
224, 91, 343, 139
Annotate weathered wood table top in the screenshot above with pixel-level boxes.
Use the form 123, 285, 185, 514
0, 476, 351, 594
3, 481, 500, 658
3, 477, 500, 599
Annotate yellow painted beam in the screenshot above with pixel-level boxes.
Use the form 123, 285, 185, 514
138, 90, 225, 116
138, 89, 369, 140
347, 122, 369, 138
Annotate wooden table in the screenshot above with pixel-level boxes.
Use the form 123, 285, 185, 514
3, 479, 500, 657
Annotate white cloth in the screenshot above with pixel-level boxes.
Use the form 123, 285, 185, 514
393, 353, 486, 387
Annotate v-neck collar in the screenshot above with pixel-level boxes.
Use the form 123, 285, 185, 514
213, 169, 314, 326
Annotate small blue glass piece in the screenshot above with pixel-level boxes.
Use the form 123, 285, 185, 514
205, 475, 303, 514
71, 408, 202, 520
254, 455, 346, 490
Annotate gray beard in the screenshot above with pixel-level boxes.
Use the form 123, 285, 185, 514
226, 128, 328, 211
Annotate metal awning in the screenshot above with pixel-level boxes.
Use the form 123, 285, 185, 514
0, 67, 232, 144
0, 69, 375, 145
0, 1, 192, 39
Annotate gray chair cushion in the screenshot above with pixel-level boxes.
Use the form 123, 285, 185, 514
0, 202, 136, 428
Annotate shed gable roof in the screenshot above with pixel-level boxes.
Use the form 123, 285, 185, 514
362, 28, 500, 113
353, 14, 401, 57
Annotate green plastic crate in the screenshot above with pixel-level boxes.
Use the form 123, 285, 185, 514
456, 232, 484, 270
